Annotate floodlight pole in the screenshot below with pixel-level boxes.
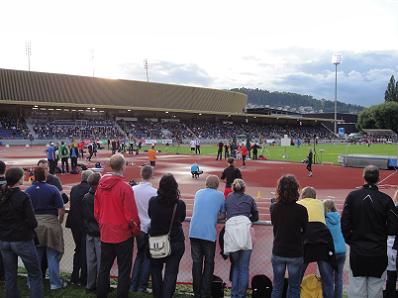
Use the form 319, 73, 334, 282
144, 59, 149, 82
25, 40, 31, 71
332, 54, 342, 135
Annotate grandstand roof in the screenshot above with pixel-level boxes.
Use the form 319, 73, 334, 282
0, 68, 246, 114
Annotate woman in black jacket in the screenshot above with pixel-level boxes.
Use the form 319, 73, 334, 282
148, 174, 186, 298
0, 167, 43, 298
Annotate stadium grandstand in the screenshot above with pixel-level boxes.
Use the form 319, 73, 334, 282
0, 68, 338, 145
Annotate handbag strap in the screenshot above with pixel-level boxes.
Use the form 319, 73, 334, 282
167, 203, 178, 236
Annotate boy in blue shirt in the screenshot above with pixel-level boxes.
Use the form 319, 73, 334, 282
191, 162, 203, 179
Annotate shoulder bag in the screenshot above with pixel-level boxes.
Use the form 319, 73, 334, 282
148, 203, 177, 259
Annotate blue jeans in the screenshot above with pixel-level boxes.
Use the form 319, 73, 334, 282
36, 246, 62, 290
301, 260, 334, 298
230, 249, 252, 298
130, 232, 151, 292
0, 240, 43, 298
333, 253, 346, 298
271, 255, 303, 298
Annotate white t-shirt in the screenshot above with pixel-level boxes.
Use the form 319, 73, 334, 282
132, 181, 157, 233
190, 140, 196, 148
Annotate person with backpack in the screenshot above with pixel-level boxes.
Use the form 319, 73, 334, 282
270, 175, 308, 298
59, 141, 69, 173
0, 167, 44, 298
324, 199, 346, 298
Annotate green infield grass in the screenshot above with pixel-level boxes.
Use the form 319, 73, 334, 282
139, 143, 398, 165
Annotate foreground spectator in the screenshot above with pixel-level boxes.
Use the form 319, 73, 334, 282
224, 179, 258, 298
26, 167, 66, 290
342, 165, 395, 298
94, 154, 140, 298
82, 172, 102, 293
130, 165, 157, 293
297, 187, 335, 298
386, 189, 398, 298
66, 170, 93, 286
221, 158, 242, 199
324, 199, 346, 298
0, 160, 5, 281
189, 175, 225, 298
0, 167, 43, 298
149, 174, 186, 298
271, 175, 308, 298
37, 159, 68, 204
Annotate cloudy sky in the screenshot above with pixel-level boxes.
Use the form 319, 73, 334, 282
1, 0, 398, 107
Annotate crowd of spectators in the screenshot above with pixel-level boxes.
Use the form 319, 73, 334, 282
31, 119, 125, 140
0, 113, 30, 139
118, 119, 336, 142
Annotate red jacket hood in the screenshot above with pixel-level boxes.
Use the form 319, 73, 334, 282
98, 174, 125, 190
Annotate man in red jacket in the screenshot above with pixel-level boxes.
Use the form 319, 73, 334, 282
94, 154, 140, 298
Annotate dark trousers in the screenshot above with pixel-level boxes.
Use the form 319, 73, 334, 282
253, 152, 258, 160
216, 151, 223, 160
242, 155, 247, 166
48, 159, 56, 175
190, 239, 216, 298
386, 270, 398, 298
306, 163, 312, 172
151, 241, 185, 298
0, 252, 4, 280
97, 238, 133, 298
88, 151, 93, 161
79, 149, 84, 159
71, 157, 78, 170
224, 151, 229, 160
61, 157, 69, 173
130, 232, 151, 292
196, 146, 200, 154
70, 229, 87, 285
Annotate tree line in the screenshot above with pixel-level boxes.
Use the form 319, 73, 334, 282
357, 75, 398, 133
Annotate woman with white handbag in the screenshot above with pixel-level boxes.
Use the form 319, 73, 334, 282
148, 174, 186, 298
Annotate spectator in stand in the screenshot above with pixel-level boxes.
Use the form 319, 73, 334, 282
0, 160, 5, 281
70, 144, 79, 173
66, 170, 93, 286
271, 175, 308, 298
130, 165, 157, 293
149, 174, 186, 298
78, 140, 85, 159
297, 187, 335, 298
216, 142, 224, 160
59, 141, 69, 173
26, 167, 66, 290
94, 154, 140, 298
82, 172, 102, 293
189, 175, 225, 298
46, 143, 57, 174
224, 143, 229, 160
324, 199, 347, 298
221, 158, 242, 199
240, 143, 248, 166
224, 179, 258, 298
0, 167, 43, 298
342, 165, 395, 298
148, 145, 157, 167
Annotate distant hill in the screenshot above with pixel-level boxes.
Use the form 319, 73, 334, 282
231, 88, 364, 114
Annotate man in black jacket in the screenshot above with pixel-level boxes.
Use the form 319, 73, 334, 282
0, 160, 6, 281
82, 172, 102, 292
66, 170, 93, 286
342, 165, 395, 298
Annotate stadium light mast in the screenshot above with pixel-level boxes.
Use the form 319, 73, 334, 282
144, 59, 149, 82
91, 49, 95, 78
25, 40, 32, 71
332, 53, 342, 135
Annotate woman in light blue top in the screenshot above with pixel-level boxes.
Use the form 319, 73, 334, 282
324, 199, 346, 298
